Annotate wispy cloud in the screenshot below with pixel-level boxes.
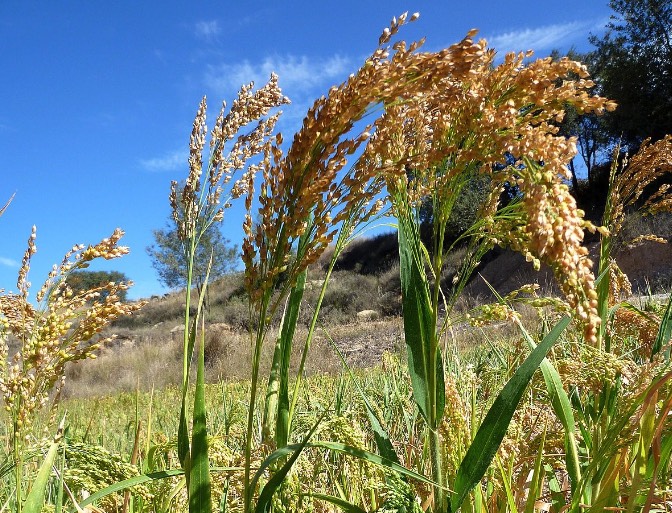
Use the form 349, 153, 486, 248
487, 20, 593, 54
205, 54, 351, 94
0, 257, 19, 268
194, 20, 221, 41
140, 150, 186, 172
0, 116, 12, 132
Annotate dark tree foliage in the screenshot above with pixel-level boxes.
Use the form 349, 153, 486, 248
419, 173, 492, 249
146, 223, 239, 291
66, 270, 129, 302
590, 0, 672, 149
550, 49, 612, 188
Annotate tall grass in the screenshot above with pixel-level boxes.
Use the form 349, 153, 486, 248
2, 12, 672, 513
0, 217, 145, 513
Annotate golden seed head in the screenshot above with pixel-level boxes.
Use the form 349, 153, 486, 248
0, 228, 145, 438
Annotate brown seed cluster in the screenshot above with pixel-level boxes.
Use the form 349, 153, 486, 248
0, 228, 145, 440
170, 75, 289, 244
503, 160, 601, 344
242, 14, 436, 304
232, 13, 611, 341
606, 135, 672, 237
242, 16, 505, 307
612, 307, 660, 359
370, 29, 613, 344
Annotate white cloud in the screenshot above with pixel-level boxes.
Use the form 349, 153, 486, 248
195, 20, 221, 41
0, 257, 19, 268
487, 21, 592, 54
140, 150, 186, 172
205, 54, 351, 94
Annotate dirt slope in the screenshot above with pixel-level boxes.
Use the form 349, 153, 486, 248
464, 239, 672, 300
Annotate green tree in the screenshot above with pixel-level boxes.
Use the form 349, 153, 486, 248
549, 49, 612, 189
419, 173, 492, 248
590, 0, 672, 148
146, 221, 239, 291
66, 270, 130, 302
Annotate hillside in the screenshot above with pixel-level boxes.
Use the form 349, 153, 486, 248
63, 212, 672, 398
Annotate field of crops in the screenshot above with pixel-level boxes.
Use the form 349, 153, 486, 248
2, 13, 672, 513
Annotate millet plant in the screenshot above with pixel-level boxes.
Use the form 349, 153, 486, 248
6, 11, 672, 513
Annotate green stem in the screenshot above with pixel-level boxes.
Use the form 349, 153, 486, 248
596, 234, 612, 352
431, 214, 448, 512
14, 415, 23, 513
183, 240, 196, 388
429, 422, 446, 512
244, 301, 270, 513
178, 240, 197, 487
287, 232, 343, 436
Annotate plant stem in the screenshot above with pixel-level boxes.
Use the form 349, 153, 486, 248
183, 240, 196, 388
14, 415, 23, 513
597, 234, 613, 352
244, 301, 270, 513
431, 203, 448, 512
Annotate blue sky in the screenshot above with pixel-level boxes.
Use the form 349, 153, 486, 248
0, 1, 614, 301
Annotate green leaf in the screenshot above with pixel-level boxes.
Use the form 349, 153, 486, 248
254, 447, 304, 513
495, 455, 519, 513
517, 317, 581, 493
24, 417, 65, 513
310, 441, 439, 489
178, 325, 197, 474
326, 331, 400, 465
252, 408, 328, 513
180, 252, 213, 489
250, 438, 440, 513
303, 493, 368, 513
523, 427, 546, 513
397, 212, 442, 423
276, 269, 306, 447
450, 316, 570, 513
253, 420, 319, 513
189, 322, 212, 513
72, 467, 240, 513
74, 470, 185, 511
651, 289, 672, 361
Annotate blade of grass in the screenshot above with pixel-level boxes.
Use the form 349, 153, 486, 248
189, 317, 212, 513
495, 455, 519, 513
181, 252, 213, 507
397, 212, 442, 423
523, 426, 546, 513
310, 441, 440, 489
73, 470, 185, 512
178, 254, 200, 478
324, 328, 400, 464
54, 431, 66, 513
450, 316, 571, 513
515, 317, 582, 494
265, 268, 306, 448
253, 411, 327, 513
480, 275, 582, 494
254, 441, 307, 513
143, 386, 154, 474
303, 493, 368, 513
398, 206, 447, 510
651, 289, 672, 361
72, 466, 243, 513
0, 194, 14, 217
24, 416, 65, 513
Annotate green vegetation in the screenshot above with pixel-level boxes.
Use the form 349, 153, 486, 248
147, 213, 239, 292
2, 8, 672, 513
67, 270, 131, 303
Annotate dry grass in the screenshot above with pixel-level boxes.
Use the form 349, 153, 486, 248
64, 314, 405, 398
